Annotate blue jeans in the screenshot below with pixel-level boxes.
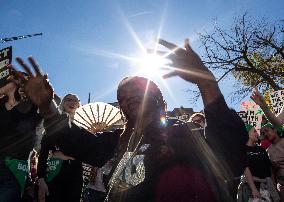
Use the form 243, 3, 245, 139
0, 159, 21, 202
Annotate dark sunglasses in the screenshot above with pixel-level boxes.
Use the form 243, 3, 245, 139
65, 98, 80, 102
193, 119, 203, 124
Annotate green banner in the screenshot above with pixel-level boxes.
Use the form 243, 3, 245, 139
46, 158, 63, 182
5, 157, 28, 193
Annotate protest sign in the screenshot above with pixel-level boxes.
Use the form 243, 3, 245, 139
240, 101, 263, 131
82, 163, 92, 183
269, 90, 284, 115
0, 46, 12, 88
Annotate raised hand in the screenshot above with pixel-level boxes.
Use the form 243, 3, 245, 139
251, 88, 267, 108
0, 81, 17, 96
156, 38, 216, 85
8, 56, 54, 110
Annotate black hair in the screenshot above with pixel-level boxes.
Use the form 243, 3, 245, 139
117, 76, 166, 112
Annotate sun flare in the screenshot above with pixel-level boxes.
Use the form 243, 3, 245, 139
137, 53, 169, 77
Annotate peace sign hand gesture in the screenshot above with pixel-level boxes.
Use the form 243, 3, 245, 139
8, 56, 54, 111
156, 38, 216, 85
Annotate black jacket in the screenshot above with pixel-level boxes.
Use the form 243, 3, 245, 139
38, 95, 247, 202
0, 98, 42, 160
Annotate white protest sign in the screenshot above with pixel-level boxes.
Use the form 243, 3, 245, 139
0, 46, 12, 88
240, 101, 263, 131
269, 90, 284, 116
0, 46, 12, 69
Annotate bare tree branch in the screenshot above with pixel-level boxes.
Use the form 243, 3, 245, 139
199, 13, 283, 99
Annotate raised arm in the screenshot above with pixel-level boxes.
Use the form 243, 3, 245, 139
158, 38, 221, 107
9, 57, 120, 166
8, 57, 59, 120
158, 38, 248, 177
43, 118, 120, 166
251, 87, 284, 126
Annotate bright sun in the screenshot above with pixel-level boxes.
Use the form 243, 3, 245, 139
137, 53, 169, 77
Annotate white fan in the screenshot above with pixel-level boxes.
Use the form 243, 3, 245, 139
74, 102, 124, 134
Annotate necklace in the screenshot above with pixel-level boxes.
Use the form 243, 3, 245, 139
105, 131, 145, 202
126, 130, 144, 154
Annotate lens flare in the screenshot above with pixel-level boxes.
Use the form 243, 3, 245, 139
137, 53, 169, 77
160, 115, 166, 126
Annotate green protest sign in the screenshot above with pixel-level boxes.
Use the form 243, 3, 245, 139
46, 158, 63, 182
5, 157, 28, 193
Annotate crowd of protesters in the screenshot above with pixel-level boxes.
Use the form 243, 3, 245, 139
0, 38, 283, 202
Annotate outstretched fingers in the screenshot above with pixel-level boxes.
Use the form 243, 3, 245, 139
184, 38, 190, 51
28, 56, 42, 76
158, 39, 179, 50
16, 57, 34, 77
147, 48, 176, 61
159, 38, 188, 57
184, 38, 194, 53
16, 56, 43, 77
162, 71, 178, 79
147, 49, 167, 55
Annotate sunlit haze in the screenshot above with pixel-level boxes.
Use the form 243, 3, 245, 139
1, 0, 283, 111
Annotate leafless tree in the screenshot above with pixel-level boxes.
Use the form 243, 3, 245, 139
199, 13, 284, 101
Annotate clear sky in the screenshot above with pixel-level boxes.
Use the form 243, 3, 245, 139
1, 0, 283, 111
